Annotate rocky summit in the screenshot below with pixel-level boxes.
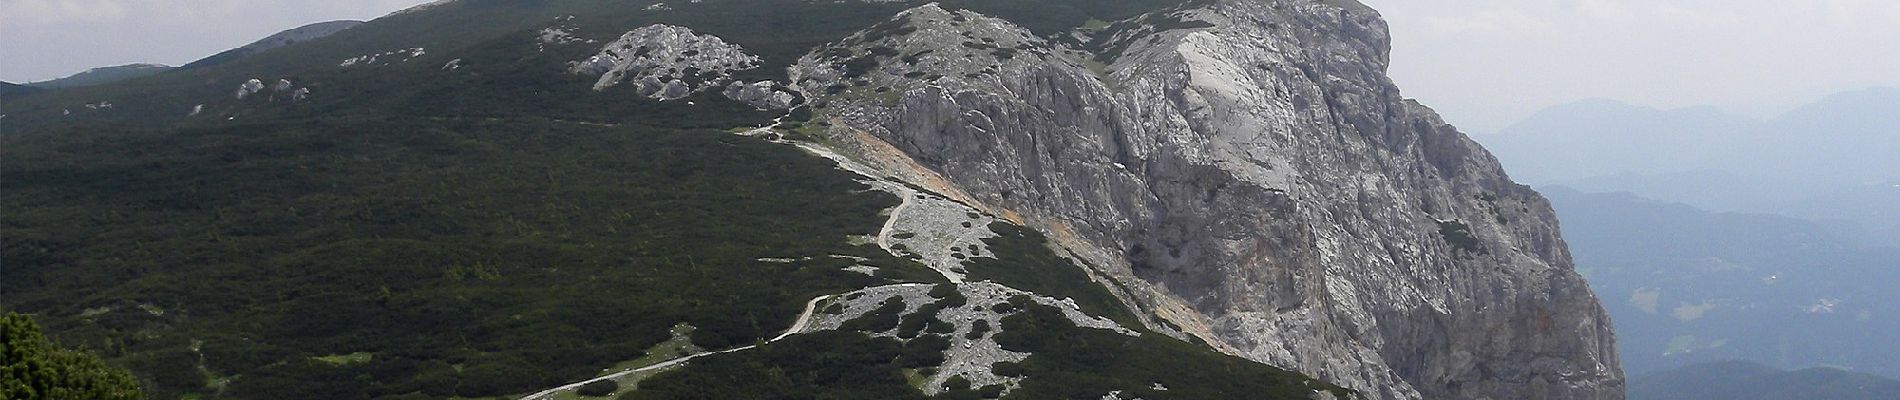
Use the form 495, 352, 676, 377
794, 2, 1622, 399
0, 0, 1621, 399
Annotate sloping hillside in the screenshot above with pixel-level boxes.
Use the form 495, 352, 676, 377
28, 64, 173, 89
1, 1, 1354, 399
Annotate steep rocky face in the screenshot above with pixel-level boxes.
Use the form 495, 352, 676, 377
794, 1, 1622, 399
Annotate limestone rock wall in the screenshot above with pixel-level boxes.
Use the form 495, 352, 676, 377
792, 1, 1623, 399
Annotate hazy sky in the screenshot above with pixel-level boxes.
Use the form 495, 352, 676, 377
5, 0, 1899, 131
1361, 0, 1900, 131
0, 0, 427, 80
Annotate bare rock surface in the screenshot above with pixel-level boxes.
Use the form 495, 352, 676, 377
810, 282, 1135, 396
876, 182, 1002, 283
568, 24, 800, 109
571, 25, 761, 98
722, 80, 800, 110
339, 47, 425, 68
791, 2, 1624, 399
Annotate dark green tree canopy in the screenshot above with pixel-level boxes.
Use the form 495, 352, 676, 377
2, 312, 144, 400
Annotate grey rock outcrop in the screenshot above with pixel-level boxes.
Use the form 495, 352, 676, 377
791, 2, 1623, 399
572, 24, 761, 98
723, 81, 800, 110
569, 24, 800, 109
235, 79, 265, 99
339, 48, 425, 68
809, 282, 1136, 397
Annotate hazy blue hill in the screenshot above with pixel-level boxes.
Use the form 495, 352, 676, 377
1550, 170, 1797, 212
1486, 89, 1900, 245
1479, 99, 1755, 184
1629, 360, 1900, 400
1486, 89, 1900, 190
1739, 87, 1900, 187
27, 63, 174, 89
1545, 187, 1900, 378
1546, 174, 1900, 247
1773, 182, 1900, 248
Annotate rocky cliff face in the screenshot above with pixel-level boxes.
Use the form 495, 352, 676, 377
791, 1, 1623, 399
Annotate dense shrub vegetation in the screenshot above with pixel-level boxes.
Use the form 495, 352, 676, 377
618, 331, 927, 400
1, 117, 938, 398
576, 379, 618, 397
1436, 220, 1490, 256
629, 292, 971, 399
994, 303, 1353, 399
840, 297, 909, 334
962, 222, 1141, 326
1, 312, 144, 400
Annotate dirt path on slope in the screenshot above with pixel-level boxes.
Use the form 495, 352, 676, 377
519, 293, 835, 400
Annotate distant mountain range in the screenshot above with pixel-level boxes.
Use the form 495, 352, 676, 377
1483, 88, 1900, 247
1480, 99, 1756, 184
16, 20, 363, 92
182, 20, 363, 69
1630, 360, 1900, 400
1484, 88, 1900, 189
26, 64, 173, 89
1546, 187, 1900, 378
1744, 88, 1900, 186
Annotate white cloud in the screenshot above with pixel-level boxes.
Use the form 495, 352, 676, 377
0, 0, 427, 28
1819, 0, 1900, 26
1577, 0, 1636, 22
1650, 5, 1741, 29
1421, 8, 1554, 35
0, 0, 129, 26
1361, 0, 1900, 131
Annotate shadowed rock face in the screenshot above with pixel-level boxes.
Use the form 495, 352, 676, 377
794, 1, 1622, 399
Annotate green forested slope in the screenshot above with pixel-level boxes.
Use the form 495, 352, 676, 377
1, 1, 1345, 399
1, 116, 947, 398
